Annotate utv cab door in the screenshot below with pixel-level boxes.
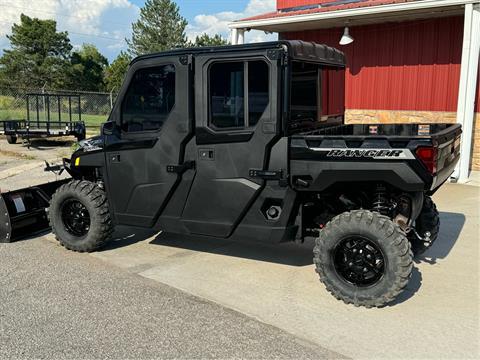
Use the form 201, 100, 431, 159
180, 51, 281, 237
104, 55, 193, 227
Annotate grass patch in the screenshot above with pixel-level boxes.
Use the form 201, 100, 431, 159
0, 149, 36, 160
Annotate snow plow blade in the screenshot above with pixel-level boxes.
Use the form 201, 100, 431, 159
0, 179, 70, 243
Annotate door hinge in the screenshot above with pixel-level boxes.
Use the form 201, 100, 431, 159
166, 160, 195, 174
179, 54, 192, 65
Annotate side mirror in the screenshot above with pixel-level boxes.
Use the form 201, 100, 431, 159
102, 121, 115, 135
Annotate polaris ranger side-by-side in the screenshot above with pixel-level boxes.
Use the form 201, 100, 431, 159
2, 41, 461, 307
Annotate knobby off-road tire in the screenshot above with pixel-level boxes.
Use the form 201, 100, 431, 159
6, 135, 17, 144
409, 196, 440, 256
49, 180, 114, 252
313, 210, 413, 308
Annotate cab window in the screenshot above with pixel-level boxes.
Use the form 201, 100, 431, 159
121, 65, 175, 132
209, 60, 269, 129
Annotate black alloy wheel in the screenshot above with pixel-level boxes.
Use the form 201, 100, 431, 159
333, 236, 385, 287
61, 199, 91, 237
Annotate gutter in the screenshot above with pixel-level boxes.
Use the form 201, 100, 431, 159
229, 0, 480, 29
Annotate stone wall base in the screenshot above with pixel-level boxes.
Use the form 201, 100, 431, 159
344, 110, 480, 171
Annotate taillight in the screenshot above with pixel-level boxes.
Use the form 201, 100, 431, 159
416, 146, 437, 174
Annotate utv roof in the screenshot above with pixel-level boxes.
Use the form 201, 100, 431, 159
132, 40, 345, 67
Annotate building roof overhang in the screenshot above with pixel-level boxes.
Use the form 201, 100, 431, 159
230, 0, 478, 32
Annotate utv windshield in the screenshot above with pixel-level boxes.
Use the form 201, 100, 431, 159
289, 61, 345, 133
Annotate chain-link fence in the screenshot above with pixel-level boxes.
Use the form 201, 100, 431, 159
0, 87, 117, 133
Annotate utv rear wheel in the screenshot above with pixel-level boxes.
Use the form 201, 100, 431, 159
409, 196, 440, 256
49, 180, 113, 252
313, 210, 413, 308
6, 135, 17, 144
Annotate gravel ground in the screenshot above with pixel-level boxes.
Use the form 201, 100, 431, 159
0, 138, 71, 191
0, 237, 344, 359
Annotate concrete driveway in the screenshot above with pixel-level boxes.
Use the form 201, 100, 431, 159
51, 182, 477, 359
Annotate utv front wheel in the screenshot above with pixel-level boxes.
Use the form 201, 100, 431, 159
313, 210, 413, 308
49, 180, 113, 252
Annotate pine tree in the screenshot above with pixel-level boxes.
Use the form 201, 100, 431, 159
0, 14, 72, 88
126, 0, 188, 56
190, 33, 229, 47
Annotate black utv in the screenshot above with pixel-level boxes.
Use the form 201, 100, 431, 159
47, 41, 461, 307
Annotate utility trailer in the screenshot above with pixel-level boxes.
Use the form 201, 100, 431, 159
0, 93, 86, 144
0, 41, 462, 308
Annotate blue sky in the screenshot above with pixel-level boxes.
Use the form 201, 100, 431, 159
0, 0, 277, 61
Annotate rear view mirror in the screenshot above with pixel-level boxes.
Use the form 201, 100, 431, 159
102, 121, 115, 135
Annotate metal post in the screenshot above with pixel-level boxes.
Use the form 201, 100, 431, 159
78, 95, 82, 122
46, 95, 50, 127
26, 96, 30, 122
110, 91, 114, 109
36, 96, 39, 125
69, 96, 72, 123
455, 3, 480, 183
42, 86, 46, 127
58, 95, 61, 127
231, 28, 238, 45
238, 29, 245, 44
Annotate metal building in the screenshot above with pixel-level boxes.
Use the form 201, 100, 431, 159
230, 0, 480, 183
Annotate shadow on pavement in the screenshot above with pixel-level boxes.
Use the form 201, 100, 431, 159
102, 211, 465, 266
416, 211, 465, 265
391, 211, 465, 305
151, 232, 315, 267
100, 226, 158, 251
388, 267, 423, 306
24, 139, 75, 150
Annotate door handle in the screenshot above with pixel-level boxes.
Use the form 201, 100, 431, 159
166, 161, 195, 174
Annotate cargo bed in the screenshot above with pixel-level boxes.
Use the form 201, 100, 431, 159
291, 123, 462, 193
301, 123, 460, 140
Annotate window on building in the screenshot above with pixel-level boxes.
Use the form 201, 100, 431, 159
209, 60, 269, 129
121, 65, 176, 132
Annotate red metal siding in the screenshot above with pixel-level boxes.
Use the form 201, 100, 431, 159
282, 16, 464, 112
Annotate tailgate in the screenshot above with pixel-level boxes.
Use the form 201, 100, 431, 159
429, 124, 462, 190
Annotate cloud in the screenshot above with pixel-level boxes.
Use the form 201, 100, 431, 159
187, 0, 277, 43
0, 0, 138, 60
